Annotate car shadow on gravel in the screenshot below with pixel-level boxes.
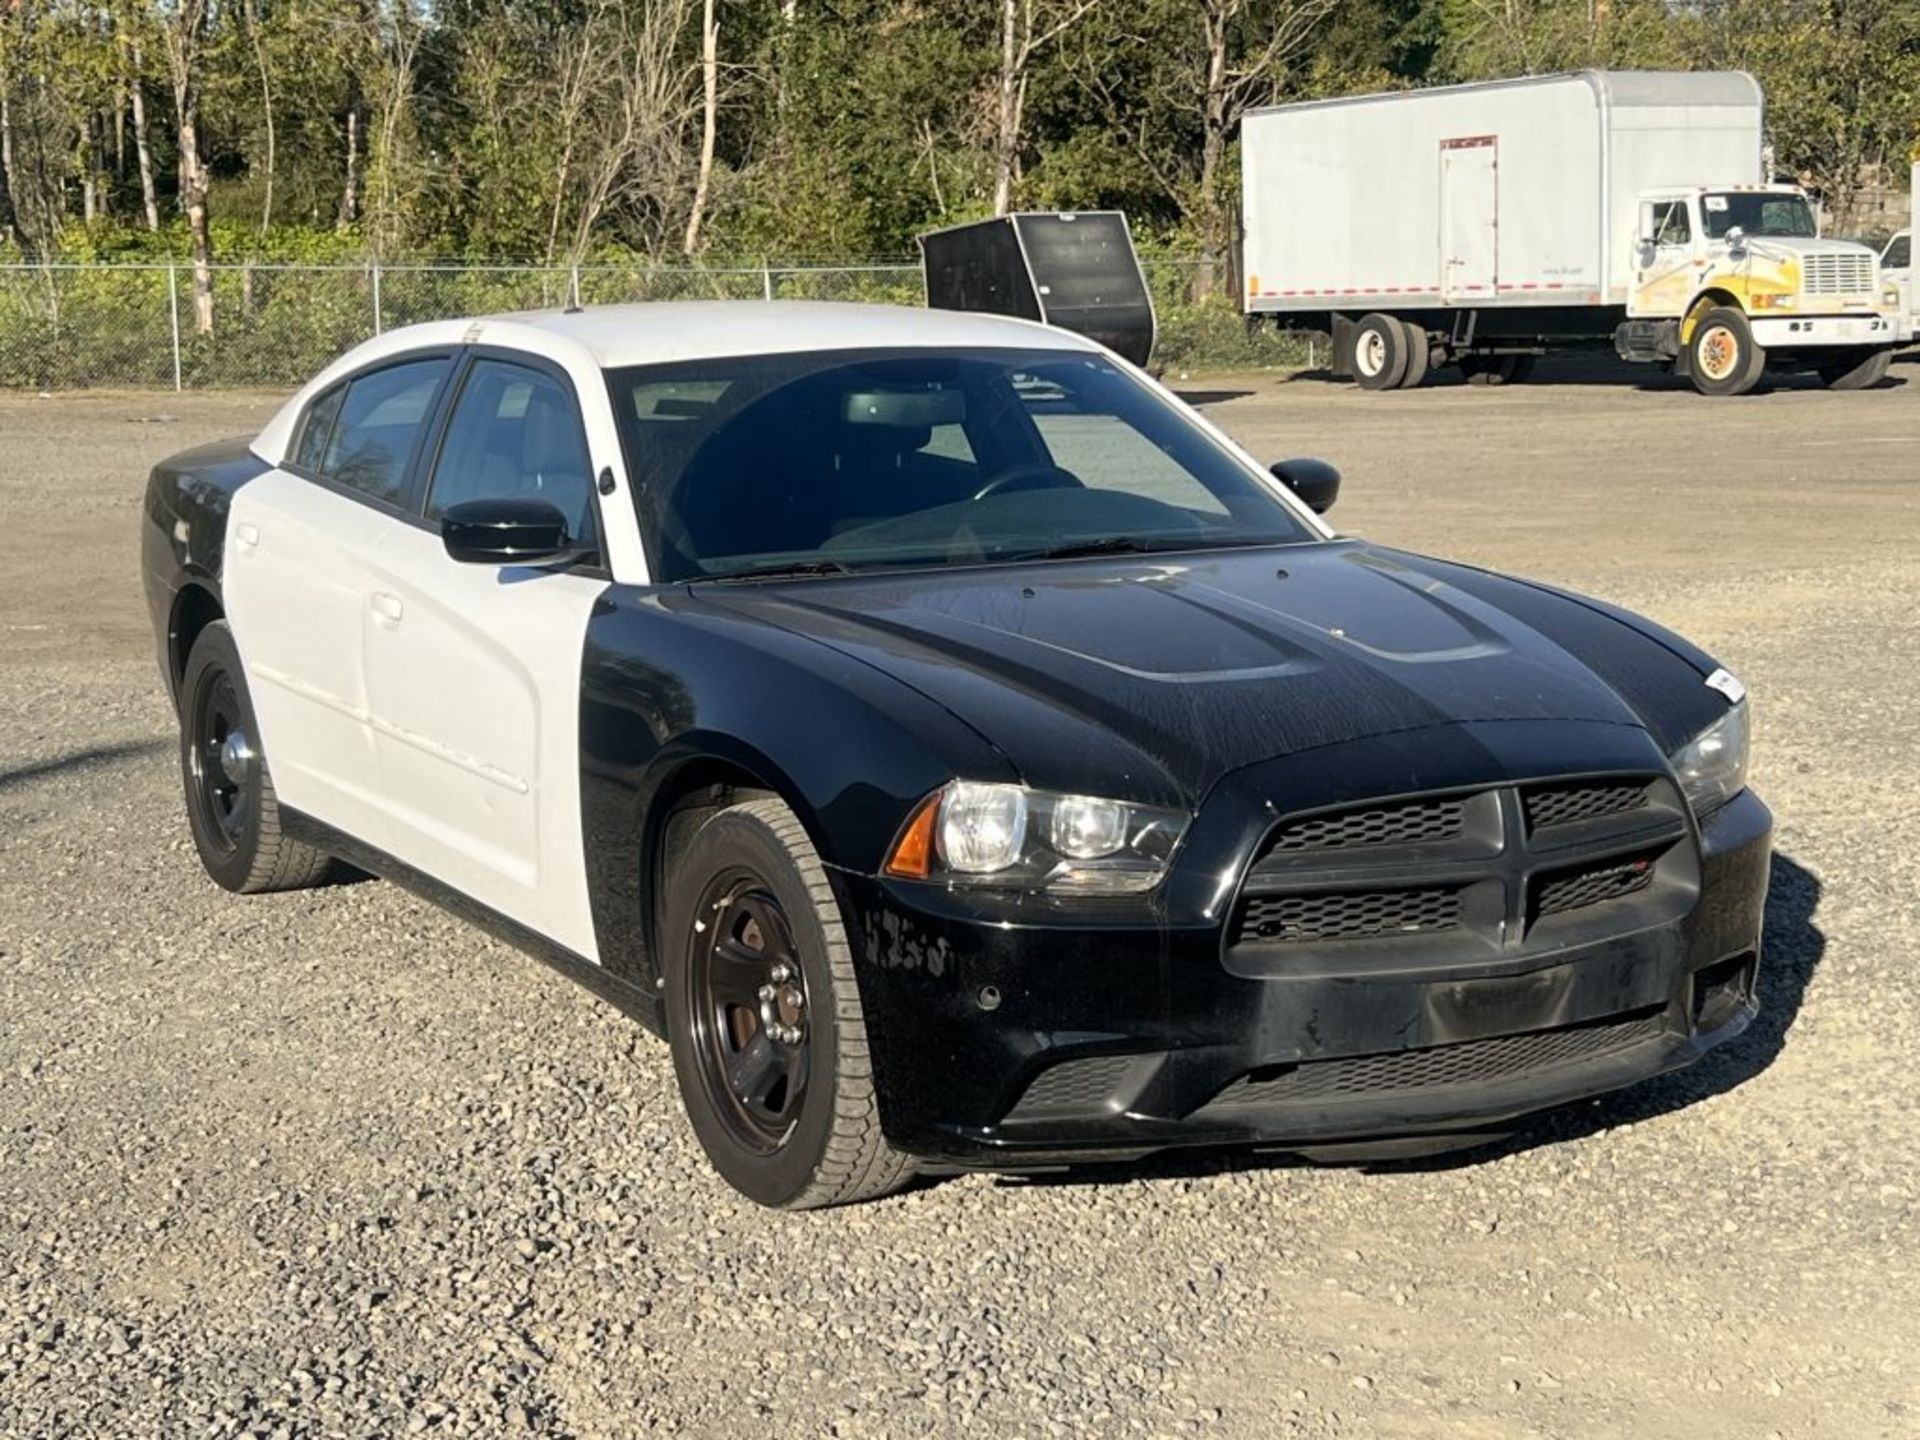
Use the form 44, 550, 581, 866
0, 737, 168, 794
999, 851, 1822, 1194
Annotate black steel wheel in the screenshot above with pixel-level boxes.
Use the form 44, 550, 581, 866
685, 876, 814, 1151
178, 621, 333, 894
664, 797, 915, 1209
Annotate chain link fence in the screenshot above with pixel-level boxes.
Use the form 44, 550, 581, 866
0, 258, 1308, 390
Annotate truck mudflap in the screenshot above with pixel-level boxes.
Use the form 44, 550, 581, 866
1749, 314, 1896, 349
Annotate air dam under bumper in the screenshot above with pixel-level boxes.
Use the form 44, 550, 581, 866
1750, 313, 1894, 348
842, 750, 1770, 1169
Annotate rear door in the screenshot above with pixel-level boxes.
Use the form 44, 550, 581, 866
359, 353, 607, 958
1440, 137, 1499, 302
223, 354, 452, 851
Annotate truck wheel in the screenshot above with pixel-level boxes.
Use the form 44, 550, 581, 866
1818, 347, 1892, 390
1396, 320, 1432, 388
179, 621, 334, 894
1687, 307, 1765, 396
1348, 314, 1409, 390
663, 797, 916, 1209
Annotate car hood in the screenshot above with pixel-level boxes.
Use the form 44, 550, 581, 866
691, 541, 1709, 807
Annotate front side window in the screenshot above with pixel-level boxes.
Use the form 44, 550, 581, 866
425, 359, 598, 551
1885, 234, 1911, 270
1701, 192, 1817, 240
315, 358, 449, 505
1651, 200, 1692, 247
611, 348, 1314, 582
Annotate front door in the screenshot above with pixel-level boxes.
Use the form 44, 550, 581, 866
1441, 137, 1499, 303
1630, 196, 1700, 319
360, 355, 607, 959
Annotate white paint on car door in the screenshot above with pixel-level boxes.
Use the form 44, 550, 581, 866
360, 524, 604, 959
359, 355, 609, 960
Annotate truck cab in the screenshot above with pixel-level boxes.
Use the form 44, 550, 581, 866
1623, 184, 1896, 392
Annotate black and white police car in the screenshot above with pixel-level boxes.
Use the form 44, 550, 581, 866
143, 302, 1770, 1208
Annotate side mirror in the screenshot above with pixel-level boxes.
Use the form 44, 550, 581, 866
441, 497, 586, 566
1725, 225, 1748, 257
1271, 457, 1341, 514
1635, 238, 1657, 269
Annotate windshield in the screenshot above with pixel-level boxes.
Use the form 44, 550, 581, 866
610, 348, 1317, 581
1702, 192, 1817, 240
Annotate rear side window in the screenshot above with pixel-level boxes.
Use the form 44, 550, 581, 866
294, 384, 345, 473
311, 358, 449, 505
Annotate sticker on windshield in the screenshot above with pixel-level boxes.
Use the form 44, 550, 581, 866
1704, 196, 1730, 212
1705, 667, 1746, 705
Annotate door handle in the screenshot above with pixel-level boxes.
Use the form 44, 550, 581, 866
234, 521, 260, 552
370, 592, 405, 626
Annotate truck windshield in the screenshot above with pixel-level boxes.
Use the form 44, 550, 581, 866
1702, 193, 1817, 240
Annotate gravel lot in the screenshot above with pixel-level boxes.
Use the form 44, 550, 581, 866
4, 355, 1918, 1439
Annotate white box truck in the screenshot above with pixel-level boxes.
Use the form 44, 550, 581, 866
1241, 70, 1899, 395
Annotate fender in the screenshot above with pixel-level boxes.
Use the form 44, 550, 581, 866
577, 585, 1012, 987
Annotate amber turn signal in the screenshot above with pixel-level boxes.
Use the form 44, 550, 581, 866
883, 792, 941, 879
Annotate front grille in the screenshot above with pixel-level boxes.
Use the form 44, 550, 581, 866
1003, 1054, 1135, 1120
1199, 1007, 1669, 1110
1523, 779, 1648, 832
1802, 252, 1875, 296
1236, 886, 1463, 945
1532, 852, 1658, 919
1266, 797, 1467, 854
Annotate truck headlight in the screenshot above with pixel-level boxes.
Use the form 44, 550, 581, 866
885, 781, 1189, 894
1885, 286, 1901, 308
1668, 699, 1751, 819
1753, 292, 1796, 310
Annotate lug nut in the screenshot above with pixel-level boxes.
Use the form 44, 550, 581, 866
758, 984, 776, 1001
771, 963, 792, 982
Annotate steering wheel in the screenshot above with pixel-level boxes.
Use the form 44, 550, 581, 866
972, 462, 1084, 501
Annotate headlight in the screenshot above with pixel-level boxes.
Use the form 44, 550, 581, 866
1885, 286, 1901, 308
1668, 697, 1751, 818
1753, 292, 1796, 310
885, 781, 1189, 894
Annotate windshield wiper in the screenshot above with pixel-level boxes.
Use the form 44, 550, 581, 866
1006, 535, 1268, 563
704, 559, 853, 583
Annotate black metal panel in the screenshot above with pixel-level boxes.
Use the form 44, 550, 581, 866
920, 212, 1155, 366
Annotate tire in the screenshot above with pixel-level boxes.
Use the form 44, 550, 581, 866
1396, 319, 1432, 388
1687, 306, 1766, 396
1347, 313, 1409, 390
178, 621, 333, 894
1819, 346, 1892, 390
663, 797, 915, 1209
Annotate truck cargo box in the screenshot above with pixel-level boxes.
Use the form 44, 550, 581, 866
920, 212, 1156, 367
1241, 71, 1765, 315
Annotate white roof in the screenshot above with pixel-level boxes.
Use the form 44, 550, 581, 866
253, 300, 1098, 465
481, 300, 1095, 368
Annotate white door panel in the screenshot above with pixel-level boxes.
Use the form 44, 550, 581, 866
223, 470, 394, 849
1441, 139, 1499, 302
362, 520, 604, 960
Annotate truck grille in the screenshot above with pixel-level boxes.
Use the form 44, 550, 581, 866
1801, 252, 1875, 296
1227, 777, 1693, 972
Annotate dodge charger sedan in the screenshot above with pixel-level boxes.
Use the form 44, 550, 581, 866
142, 301, 1770, 1208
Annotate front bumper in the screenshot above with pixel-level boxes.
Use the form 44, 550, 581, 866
1751, 312, 1895, 349
841, 723, 1771, 1169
